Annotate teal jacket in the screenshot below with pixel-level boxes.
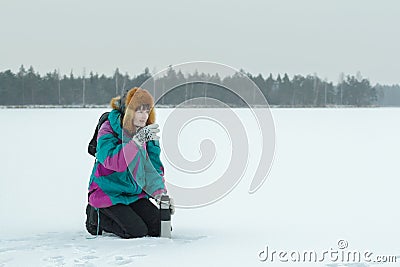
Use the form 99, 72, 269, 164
88, 109, 166, 208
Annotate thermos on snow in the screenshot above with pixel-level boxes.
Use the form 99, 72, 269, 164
160, 195, 172, 238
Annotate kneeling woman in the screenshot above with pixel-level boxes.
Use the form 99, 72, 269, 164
86, 87, 167, 238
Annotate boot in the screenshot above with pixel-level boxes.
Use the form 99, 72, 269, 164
85, 204, 103, 235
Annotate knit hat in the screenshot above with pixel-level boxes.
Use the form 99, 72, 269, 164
110, 87, 156, 134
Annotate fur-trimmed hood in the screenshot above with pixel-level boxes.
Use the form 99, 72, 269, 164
109, 87, 156, 134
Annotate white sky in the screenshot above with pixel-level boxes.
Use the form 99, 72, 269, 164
0, 0, 399, 85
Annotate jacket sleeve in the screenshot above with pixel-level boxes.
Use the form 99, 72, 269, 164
96, 121, 141, 172
143, 155, 167, 197
146, 140, 165, 177
144, 140, 167, 196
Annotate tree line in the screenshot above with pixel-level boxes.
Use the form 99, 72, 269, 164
0, 65, 398, 107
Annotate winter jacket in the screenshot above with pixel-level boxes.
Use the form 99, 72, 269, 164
88, 109, 166, 208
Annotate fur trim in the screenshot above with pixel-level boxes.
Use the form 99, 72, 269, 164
122, 87, 156, 134
110, 96, 121, 110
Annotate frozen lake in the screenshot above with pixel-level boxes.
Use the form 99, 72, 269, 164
0, 108, 399, 267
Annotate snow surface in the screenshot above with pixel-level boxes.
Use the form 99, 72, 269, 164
1, 108, 399, 267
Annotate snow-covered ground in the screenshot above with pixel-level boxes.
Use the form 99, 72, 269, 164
1, 108, 399, 267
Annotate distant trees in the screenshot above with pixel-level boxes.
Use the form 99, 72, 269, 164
376, 84, 400, 106
246, 72, 379, 107
0, 65, 394, 107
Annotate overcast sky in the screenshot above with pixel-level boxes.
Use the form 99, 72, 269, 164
1, 0, 399, 85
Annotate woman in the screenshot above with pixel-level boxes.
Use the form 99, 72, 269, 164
86, 87, 167, 238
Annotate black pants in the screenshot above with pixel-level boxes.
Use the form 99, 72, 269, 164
86, 198, 160, 238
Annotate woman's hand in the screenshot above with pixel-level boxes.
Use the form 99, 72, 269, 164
132, 124, 160, 146
154, 194, 175, 215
